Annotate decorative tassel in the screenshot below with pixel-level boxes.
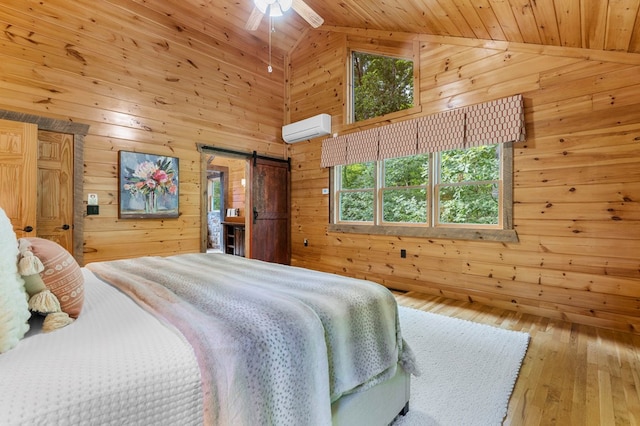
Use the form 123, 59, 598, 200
17, 238, 31, 253
18, 251, 44, 276
28, 289, 61, 314
43, 312, 74, 332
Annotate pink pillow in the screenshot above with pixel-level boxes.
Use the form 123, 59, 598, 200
22, 238, 84, 318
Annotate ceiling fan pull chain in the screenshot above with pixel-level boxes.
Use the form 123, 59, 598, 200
245, 0, 322, 72
268, 15, 273, 73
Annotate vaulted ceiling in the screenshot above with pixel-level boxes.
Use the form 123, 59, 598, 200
133, 0, 640, 57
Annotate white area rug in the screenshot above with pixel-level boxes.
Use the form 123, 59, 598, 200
393, 307, 530, 426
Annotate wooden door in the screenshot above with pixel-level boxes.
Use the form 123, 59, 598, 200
249, 157, 290, 264
37, 130, 74, 251
0, 119, 38, 238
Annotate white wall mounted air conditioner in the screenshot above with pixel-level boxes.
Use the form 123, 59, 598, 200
282, 113, 331, 143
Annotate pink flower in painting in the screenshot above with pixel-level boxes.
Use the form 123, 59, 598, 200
153, 169, 169, 184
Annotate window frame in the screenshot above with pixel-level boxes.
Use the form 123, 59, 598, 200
347, 42, 420, 127
349, 50, 416, 123
328, 143, 517, 243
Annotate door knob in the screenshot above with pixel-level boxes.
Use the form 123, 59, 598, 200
61, 224, 70, 230
23, 226, 34, 233
253, 207, 259, 224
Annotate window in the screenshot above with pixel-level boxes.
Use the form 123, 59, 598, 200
338, 162, 375, 222
436, 145, 501, 226
381, 154, 429, 224
327, 86, 523, 241
206, 172, 223, 212
331, 144, 515, 241
351, 51, 414, 122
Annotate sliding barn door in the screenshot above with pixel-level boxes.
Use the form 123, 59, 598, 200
250, 157, 290, 264
0, 119, 38, 238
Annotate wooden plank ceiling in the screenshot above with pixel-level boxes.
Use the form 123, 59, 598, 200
133, 0, 640, 59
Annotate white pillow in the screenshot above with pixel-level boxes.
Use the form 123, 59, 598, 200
0, 207, 30, 353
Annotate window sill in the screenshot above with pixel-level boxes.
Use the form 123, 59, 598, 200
328, 224, 519, 243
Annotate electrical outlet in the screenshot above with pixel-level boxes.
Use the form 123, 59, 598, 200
400, 249, 406, 258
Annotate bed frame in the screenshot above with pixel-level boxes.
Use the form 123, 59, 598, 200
332, 364, 410, 425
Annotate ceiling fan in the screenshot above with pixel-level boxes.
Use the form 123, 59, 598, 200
245, 0, 324, 31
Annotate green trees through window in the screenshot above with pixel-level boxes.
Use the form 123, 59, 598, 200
352, 52, 414, 122
382, 155, 429, 223
336, 146, 502, 227
339, 162, 375, 221
437, 145, 501, 225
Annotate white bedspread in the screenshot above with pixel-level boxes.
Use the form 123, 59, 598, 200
87, 253, 412, 426
0, 269, 203, 426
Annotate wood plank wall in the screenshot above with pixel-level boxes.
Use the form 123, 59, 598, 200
2, 0, 639, 334
0, 0, 285, 263
287, 30, 640, 334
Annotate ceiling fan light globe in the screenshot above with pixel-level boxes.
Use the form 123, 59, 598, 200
269, 4, 284, 17
254, 0, 291, 16
279, 0, 292, 12
253, 0, 269, 14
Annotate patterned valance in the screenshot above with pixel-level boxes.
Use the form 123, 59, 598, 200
320, 135, 347, 168
320, 94, 526, 168
347, 128, 379, 164
417, 108, 466, 154
466, 95, 526, 147
379, 120, 418, 160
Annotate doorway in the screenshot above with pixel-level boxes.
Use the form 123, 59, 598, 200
199, 147, 291, 264
0, 110, 89, 264
205, 169, 224, 253
0, 121, 78, 255
204, 154, 246, 255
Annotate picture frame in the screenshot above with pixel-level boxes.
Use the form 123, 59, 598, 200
118, 151, 179, 219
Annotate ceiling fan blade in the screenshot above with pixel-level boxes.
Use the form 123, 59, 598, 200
292, 0, 324, 28
245, 6, 264, 31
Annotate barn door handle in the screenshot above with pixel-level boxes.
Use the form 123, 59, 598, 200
61, 224, 70, 230
253, 207, 258, 224
23, 226, 34, 233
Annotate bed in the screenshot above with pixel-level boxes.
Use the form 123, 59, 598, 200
0, 252, 415, 426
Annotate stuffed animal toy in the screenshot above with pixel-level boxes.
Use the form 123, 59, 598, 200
17, 239, 74, 332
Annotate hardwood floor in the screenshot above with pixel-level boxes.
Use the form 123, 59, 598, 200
393, 291, 640, 426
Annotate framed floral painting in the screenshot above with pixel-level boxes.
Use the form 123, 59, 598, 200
118, 151, 179, 219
